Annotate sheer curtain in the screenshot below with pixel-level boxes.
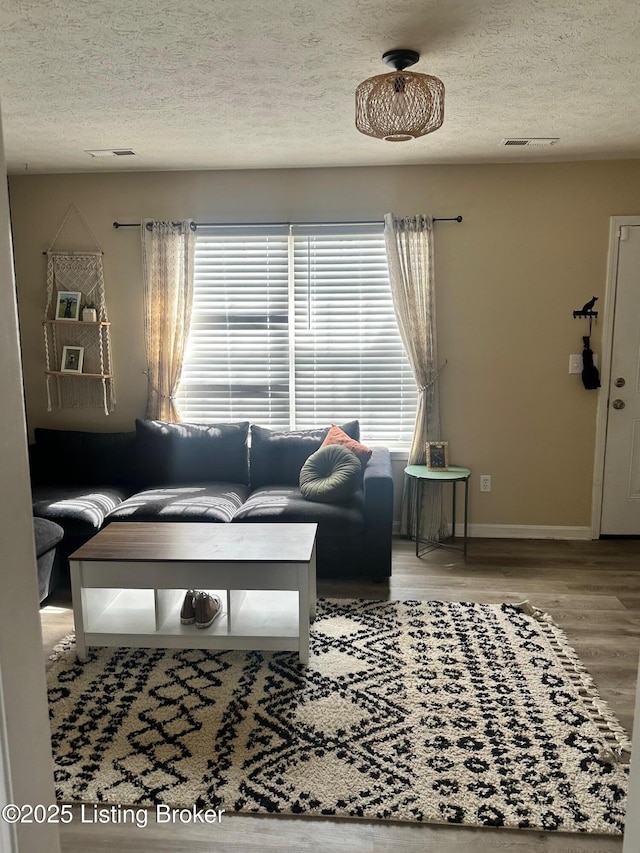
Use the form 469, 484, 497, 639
384, 213, 447, 540
141, 220, 196, 421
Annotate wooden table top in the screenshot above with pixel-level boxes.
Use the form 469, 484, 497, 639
69, 522, 318, 563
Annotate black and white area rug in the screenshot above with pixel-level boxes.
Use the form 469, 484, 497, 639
47, 599, 630, 833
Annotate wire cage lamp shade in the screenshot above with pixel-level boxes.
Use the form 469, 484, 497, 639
355, 49, 445, 142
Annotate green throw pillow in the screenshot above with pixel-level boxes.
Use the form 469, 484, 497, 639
299, 444, 361, 503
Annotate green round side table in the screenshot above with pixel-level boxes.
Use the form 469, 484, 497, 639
404, 465, 471, 558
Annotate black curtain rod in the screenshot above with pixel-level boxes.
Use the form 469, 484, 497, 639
112, 216, 463, 229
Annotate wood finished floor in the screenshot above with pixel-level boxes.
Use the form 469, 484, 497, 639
39, 536, 640, 853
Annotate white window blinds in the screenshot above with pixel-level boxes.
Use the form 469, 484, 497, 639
175, 226, 290, 427
291, 224, 416, 444
176, 223, 417, 446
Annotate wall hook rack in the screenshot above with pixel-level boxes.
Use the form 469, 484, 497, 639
573, 309, 598, 335
572, 295, 598, 320
573, 297, 599, 335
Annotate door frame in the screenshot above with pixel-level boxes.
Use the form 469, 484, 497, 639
0, 668, 18, 853
590, 215, 640, 537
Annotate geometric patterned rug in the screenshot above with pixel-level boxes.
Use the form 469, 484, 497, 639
47, 599, 630, 834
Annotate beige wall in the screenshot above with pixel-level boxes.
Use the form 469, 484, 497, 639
8, 160, 640, 529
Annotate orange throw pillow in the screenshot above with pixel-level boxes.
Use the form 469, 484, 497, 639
321, 424, 373, 466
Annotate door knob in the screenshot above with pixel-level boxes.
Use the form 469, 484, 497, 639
614, 377, 626, 388
612, 399, 626, 410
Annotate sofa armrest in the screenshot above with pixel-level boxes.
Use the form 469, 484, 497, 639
362, 448, 394, 580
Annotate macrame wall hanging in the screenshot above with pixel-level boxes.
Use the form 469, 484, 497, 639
42, 204, 115, 415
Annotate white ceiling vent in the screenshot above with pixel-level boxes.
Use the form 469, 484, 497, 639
500, 138, 559, 147
84, 148, 137, 157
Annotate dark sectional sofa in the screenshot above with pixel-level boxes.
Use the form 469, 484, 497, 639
30, 418, 394, 599
33, 517, 64, 602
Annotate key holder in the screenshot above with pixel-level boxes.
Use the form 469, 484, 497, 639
573, 296, 599, 336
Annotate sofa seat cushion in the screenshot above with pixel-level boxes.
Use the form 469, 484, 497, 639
233, 486, 365, 536
33, 517, 64, 557
32, 486, 132, 536
106, 483, 250, 524
33, 518, 64, 603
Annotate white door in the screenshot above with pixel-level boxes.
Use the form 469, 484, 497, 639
601, 223, 640, 534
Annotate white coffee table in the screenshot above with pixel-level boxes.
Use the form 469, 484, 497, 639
69, 522, 317, 664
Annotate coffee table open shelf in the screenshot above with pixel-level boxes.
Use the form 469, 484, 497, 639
69, 522, 317, 664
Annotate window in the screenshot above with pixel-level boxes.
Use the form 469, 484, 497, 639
176, 226, 289, 427
176, 223, 417, 446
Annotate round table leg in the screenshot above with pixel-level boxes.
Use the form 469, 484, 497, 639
415, 479, 421, 556
463, 476, 469, 556
452, 481, 457, 543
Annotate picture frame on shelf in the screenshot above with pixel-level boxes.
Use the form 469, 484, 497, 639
61, 345, 84, 373
426, 440, 449, 471
55, 291, 82, 321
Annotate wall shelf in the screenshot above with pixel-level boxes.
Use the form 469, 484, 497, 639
43, 280, 115, 413
45, 370, 113, 379
42, 319, 111, 327
43, 210, 115, 413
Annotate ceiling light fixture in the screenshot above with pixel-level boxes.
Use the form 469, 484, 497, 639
355, 49, 445, 142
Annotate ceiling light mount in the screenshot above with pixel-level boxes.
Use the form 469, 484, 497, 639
382, 49, 420, 71
356, 49, 445, 142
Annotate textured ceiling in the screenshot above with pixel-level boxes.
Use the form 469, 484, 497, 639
0, 0, 638, 174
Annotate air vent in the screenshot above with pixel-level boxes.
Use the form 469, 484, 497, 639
84, 148, 137, 158
500, 138, 559, 147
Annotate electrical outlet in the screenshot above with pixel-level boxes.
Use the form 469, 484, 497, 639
480, 475, 491, 492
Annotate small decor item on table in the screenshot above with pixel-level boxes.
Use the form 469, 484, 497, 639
426, 440, 449, 470
55, 291, 82, 321
82, 302, 98, 322
60, 345, 84, 373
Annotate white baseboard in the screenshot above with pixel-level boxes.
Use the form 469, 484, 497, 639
458, 523, 592, 540
393, 522, 593, 540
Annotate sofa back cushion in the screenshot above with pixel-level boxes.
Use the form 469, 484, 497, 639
32, 428, 138, 487
135, 419, 250, 487
249, 421, 360, 489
